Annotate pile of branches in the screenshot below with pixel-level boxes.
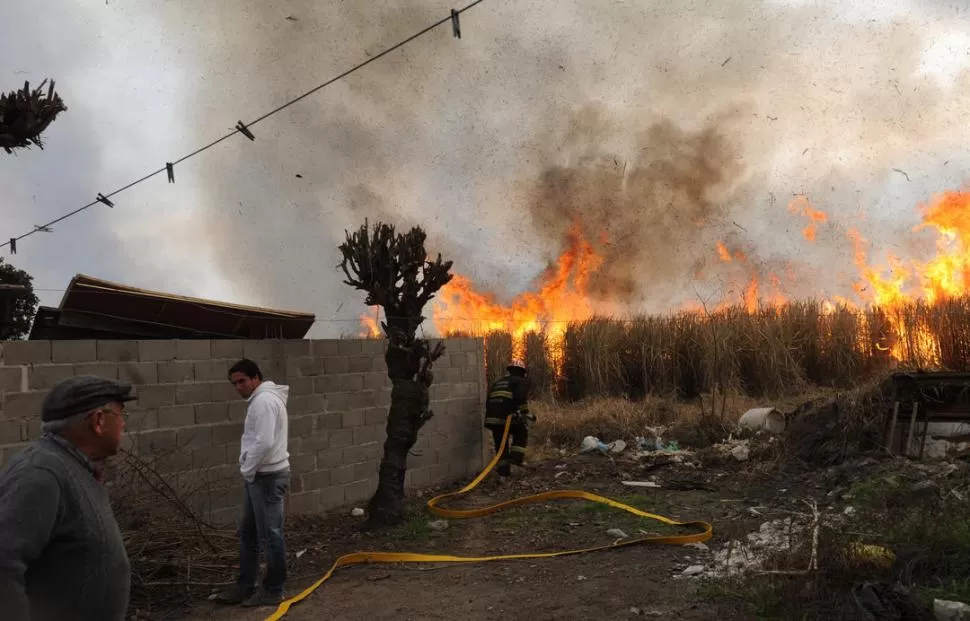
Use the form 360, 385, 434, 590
0, 79, 67, 154
109, 450, 238, 620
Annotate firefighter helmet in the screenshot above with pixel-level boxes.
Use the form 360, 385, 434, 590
507, 359, 527, 373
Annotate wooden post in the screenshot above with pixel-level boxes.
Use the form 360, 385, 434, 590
918, 402, 930, 460
905, 401, 919, 458
886, 401, 900, 453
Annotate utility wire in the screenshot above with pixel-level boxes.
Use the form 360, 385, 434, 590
2, 0, 488, 252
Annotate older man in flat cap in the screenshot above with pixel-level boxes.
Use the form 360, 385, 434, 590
0, 375, 136, 621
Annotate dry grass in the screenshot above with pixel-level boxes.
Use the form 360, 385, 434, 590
528, 391, 786, 450
530, 396, 681, 449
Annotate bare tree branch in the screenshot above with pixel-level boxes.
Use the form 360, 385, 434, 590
0, 79, 68, 154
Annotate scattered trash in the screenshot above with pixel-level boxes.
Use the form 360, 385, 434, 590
295, 548, 307, 559
576, 575, 587, 581
428, 520, 449, 531
554, 463, 568, 470
844, 506, 855, 515
634, 427, 681, 455
630, 606, 641, 616
635, 436, 658, 452
622, 481, 661, 489
739, 407, 786, 434
607, 528, 630, 539
580, 436, 627, 455
555, 471, 569, 479
934, 598, 970, 621
730, 445, 750, 462
682, 565, 705, 577
684, 542, 709, 551
351, 507, 365, 517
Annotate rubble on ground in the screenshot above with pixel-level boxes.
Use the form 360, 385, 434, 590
935, 599, 970, 621
707, 517, 804, 578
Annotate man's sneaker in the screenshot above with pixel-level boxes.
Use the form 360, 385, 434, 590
213, 584, 253, 605
242, 589, 285, 607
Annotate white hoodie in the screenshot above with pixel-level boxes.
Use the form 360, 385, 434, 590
238, 380, 290, 482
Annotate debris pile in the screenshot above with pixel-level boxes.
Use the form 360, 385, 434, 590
707, 518, 804, 578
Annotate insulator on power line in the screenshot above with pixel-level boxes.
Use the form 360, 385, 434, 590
96, 194, 114, 208
166, 162, 175, 183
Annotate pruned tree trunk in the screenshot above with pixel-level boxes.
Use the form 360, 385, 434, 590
338, 220, 453, 528
367, 329, 443, 526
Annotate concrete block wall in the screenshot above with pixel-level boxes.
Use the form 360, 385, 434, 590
0, 337, 485, 523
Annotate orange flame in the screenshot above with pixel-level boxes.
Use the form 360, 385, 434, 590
842, 192, 970, 363
359, 306, 382, 338
711, 240, 788, 313
432, 222, 604, 358
789, 195, 829, 242
914, 192, 970, 303
355, 188, 970, 370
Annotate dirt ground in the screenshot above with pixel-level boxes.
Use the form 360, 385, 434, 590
182, 450, 823, 621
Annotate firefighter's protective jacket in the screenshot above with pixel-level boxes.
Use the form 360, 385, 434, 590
484, 374, 531, 427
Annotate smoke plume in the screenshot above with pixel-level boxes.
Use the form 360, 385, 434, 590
150, 0, 970, 332
524, 105, 749, 306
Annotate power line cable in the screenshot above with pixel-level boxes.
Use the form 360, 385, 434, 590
1, 0, 488, 253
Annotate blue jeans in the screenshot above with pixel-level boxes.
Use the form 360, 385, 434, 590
237, 470, 290, 595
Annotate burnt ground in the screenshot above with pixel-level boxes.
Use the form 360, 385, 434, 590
182, 450, 836, 621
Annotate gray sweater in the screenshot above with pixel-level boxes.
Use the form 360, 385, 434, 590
0, 434, 130, 621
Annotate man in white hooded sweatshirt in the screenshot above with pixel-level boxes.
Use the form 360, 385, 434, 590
216, 358, 291, 607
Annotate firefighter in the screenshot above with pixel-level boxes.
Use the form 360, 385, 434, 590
484, 359, 534, 478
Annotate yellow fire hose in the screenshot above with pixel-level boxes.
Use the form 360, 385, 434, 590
263, 419, 713, 620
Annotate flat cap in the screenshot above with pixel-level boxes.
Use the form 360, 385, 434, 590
41, 375, 137, 422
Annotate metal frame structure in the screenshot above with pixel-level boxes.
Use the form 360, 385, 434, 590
884, 371, 970, 459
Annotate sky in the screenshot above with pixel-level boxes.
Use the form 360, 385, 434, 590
2, 0, 970, 337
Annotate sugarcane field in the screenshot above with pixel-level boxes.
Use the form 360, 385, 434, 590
6, 2, 970, 621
